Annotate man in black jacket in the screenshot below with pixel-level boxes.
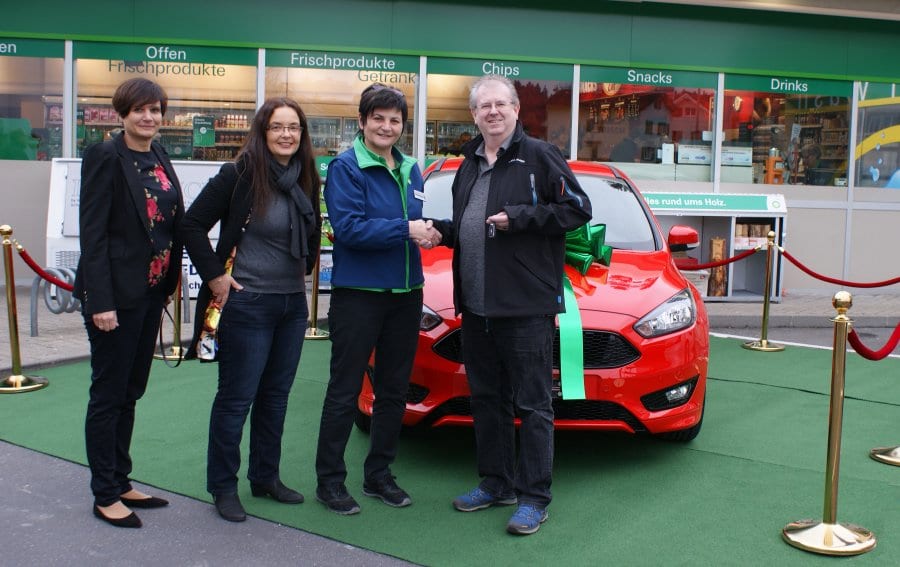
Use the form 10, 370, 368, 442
432, 75, 592, 535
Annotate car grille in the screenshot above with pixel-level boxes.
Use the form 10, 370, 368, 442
427, 396, 647, 432
432, 328, 640, 369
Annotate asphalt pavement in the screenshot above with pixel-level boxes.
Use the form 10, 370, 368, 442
2, 285, 899, 565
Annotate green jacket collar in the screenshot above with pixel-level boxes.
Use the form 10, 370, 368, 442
353, 135, 415, 181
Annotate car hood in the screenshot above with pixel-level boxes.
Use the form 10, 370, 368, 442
421, 247, 690, 321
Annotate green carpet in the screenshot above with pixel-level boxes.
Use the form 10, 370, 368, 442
2, 337, 898, 565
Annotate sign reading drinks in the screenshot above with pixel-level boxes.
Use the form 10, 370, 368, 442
643, 193, 785, 213
0, 38, 63, 58
428, 57, 571, 82
74, 41, 256, 77
581, 66, 716, 89
726, 74, 850, 97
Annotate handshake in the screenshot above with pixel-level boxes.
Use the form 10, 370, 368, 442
409, 219, 442, 249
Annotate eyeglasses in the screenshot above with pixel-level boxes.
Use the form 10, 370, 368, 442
267, 123, 303, 135
475, 100, 514, 113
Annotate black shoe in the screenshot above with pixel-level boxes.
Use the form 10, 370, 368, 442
213, 493, 246, 522
93, 505, 142, 528
120, 495, 169, 509
250, 479, 304, 504
362, 475, 412, 507
315, 483, 360, 515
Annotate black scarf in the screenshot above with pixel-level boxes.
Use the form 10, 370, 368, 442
268, 156, 315, 259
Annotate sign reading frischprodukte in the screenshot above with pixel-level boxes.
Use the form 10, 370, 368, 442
267, 49, 418, 82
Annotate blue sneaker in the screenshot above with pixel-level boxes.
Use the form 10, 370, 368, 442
452, 487, 517, 512
506, 504, 548, 535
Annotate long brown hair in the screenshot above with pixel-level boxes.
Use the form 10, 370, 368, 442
236, 97, 320, 215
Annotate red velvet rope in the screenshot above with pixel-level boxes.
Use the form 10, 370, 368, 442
848, 325, 900, 361
678, 247, 758, 271
782, 249, 900, 288
16, 246, 75, 291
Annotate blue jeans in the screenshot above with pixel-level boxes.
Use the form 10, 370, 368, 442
207, 290, 308, 495
461, 312, 555, 508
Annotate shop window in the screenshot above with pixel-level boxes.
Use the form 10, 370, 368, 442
426, 58, 573, 161
854, 82, 900, 189
579, 67, 716, 183
0, 39, 64, 161
723, 76, 851, 186
266, 50, 420, 175
74, 42, 257, 160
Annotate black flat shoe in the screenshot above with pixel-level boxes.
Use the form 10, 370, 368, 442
121, 495, 169, 509
93, 505, 142, 528
213, 493, 246, 522
250, 479, 304, 504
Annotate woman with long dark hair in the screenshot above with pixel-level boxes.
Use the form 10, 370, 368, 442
181, 97, 321, 522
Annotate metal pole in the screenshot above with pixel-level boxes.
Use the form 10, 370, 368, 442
743, 230, 784, 352
154, 273, 184, 361
0, 225, 48, 393
782, 291, 876, 556
305, 249, 329, 340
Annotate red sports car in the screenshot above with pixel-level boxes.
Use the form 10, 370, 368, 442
357, 159, 709, 441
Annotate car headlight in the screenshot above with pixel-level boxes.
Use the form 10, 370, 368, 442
633, 289, 695, 338
420, 305, 442, 331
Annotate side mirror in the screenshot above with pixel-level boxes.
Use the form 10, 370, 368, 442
668, 225, 699, 252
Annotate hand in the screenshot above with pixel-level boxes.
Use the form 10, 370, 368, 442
486, 211, 509, 231
92, 310, 118, 332
208, 273, 243, 306
409, 220, 442, 249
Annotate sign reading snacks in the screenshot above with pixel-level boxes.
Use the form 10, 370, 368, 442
581, 66, 716, 89
74, 41, 256, 71
0, 38, 63, 58
427, 57, 571, 81
726, 74, 850, 98
643, 193, 785, 213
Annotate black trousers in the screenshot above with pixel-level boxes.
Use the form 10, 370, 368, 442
315, 288, 422, 486
84, 293, 164, 506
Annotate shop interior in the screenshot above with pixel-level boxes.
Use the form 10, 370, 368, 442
578, 83, 715, 170
723, 91, 851, 186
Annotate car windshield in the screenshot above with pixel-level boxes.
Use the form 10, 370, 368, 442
422, 170, 657, 251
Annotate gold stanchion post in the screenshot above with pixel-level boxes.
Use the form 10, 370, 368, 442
305, 251, 329, 340
782, 291, 876, 556
743, 230, 785, 352
0, 225, 49, 393
869, 445, 900, 467
154, 273, 184, 361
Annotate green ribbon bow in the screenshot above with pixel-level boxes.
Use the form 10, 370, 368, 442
559, 223, 611, 400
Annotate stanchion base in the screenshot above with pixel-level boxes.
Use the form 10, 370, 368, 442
742, 339, 785, 352
783, 520, 876, 556
869, 446, 900, 467
0, 374, 49, 394
154, 346, 184, 361
305, 327, 330, 341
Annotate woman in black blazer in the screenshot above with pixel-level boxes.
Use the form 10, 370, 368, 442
74, 78, 184, 528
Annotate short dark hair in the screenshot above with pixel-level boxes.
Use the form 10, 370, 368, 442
112, 78, 168, 118
358, 83, 408, 127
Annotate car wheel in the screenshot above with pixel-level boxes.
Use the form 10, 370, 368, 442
654, 399, 704, 442
354, 410, 372, 433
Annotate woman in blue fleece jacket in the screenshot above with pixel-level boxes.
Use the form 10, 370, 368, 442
314, 84, 438, 515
